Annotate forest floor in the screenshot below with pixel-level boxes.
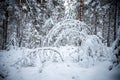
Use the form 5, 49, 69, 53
0, 46, 120, 80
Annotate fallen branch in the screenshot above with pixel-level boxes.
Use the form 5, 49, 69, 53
11, 48, 64, 67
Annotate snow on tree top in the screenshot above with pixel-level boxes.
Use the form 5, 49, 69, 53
43, 19, 91, 46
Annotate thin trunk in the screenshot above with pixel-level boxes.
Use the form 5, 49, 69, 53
80, 0, 84, 21
107, 10, 111, 47
17, 0, 23, 47
114, 0, 117, 40
116, 0, 119, 38
102, 10, 108, 43
17, 0, 22, 38
102, 14, 106, 42
2, 19, 6, 49
2, 2, 8, 50
94, 13, 97, 35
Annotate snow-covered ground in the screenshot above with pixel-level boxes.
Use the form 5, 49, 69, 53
0, 46, 120, 80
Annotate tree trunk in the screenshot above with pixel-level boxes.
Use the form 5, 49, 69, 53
80, 0, 84, 21
102, 14, 106, 43
114, 0, 118, 40
17, 0, 23, 47
2, 1, 8, 50
94, 13, 97, 35
107, 10, 111, 47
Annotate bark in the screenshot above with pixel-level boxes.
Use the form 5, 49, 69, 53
102, 11, 108, 43
94, 13, 97, 35
102, 15, 105, 42
17, 0, 23, 47
80, 0, 84, 21
2, 1, 8, 50
107, 10, 111, 47
114, 0, 118, 40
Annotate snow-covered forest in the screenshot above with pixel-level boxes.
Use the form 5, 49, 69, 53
0, 0, 120, 80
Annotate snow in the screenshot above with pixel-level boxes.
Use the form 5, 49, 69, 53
84, 0, 92, 5
22, 5, 27, 11
0, 0, 119, 79
1, 14, 120, 80
44, 19, 91, 46
0, 45, 119, 80
1, 19, 120, 80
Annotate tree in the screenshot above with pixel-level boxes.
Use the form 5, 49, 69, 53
107, 7, 111, 47
94, 11, 98, 35
113, 0, 119, 40
2, 0, 8, 49
80, 0, 84, 21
